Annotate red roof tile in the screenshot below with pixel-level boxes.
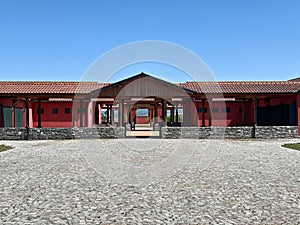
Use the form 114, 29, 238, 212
178, 81, 300, 94
0, 81, 108, 94
0, 78, 299, 95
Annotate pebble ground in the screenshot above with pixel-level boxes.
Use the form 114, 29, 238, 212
0, 139, 300, 224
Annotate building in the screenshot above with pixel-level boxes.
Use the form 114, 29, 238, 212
0, 73, 300, 138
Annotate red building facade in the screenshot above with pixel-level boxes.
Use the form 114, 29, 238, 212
0, 73, 300, 136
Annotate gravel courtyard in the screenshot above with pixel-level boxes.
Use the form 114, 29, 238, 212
0, 139, 300, 224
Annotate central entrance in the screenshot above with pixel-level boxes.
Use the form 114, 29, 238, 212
127, 102, 160, 138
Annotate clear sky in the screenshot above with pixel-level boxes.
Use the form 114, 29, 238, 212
0, 0, 299, 82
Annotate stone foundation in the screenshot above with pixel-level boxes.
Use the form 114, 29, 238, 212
0, 127, 125, 140
0, 126, 298, 140
161, 126, 298, 139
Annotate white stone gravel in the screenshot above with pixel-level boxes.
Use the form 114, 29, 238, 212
0, 138, 300, 224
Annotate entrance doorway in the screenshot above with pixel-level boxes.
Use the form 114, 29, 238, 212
126, 103, 160, 138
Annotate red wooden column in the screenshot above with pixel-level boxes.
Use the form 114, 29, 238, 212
110, 104, 113, 124
0, 104, 4, 127
175, 104, 179, 124
154, 102, 158, 123
170, 105, 175, 123
11, 99, 15, 128
25, 98, 30, 129
202, 99, 205, 127
253, 98, 258, 138
37, 99, 42, 128
79, 99, 83, 127
72, 99, 77, 127
208, 99, 212, 127
98, 104, 102, 124
118, 100, 124, 127
241, 99, 245, 126
106, 104, 110, 124
297, 94, 300, 136
162, 99, 167, 126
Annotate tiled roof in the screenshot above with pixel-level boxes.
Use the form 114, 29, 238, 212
0, 79, 299, 95
0, 81, 108, 94
178, 81, 300, 94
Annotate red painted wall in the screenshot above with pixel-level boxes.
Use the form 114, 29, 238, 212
0, 95, 299, 137
32, 102, 73, 128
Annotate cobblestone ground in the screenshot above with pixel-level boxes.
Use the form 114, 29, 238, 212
0, 139, 300, 224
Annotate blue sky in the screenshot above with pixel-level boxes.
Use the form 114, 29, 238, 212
0, 0, 299, 82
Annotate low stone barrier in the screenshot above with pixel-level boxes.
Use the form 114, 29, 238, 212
0, 127, 125, 140
161, 126, 298, 139
0, 126, 298, 140
255, 126, 298, 138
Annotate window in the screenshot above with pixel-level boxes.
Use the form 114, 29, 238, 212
37, 108, 44, 114
222, 107, 231, 113
52, 108, 59, 114
212, 108, 219, 113
65, 108, 71, 114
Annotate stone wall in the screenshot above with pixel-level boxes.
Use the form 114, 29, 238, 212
255, 126, 298, 138
0, 126, 298, 140
161, 126, 298, 139
0, 127, 125, 140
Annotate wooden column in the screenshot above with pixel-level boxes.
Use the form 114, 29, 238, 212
110, 104, 113, 124
175, 104, 179, 124
202, 99, 205, 127
296, 94, 300, 136
119, 100, 124, 126
105, 104, 108, 124
11, 100, 15, 128
25, 98, 30, 129
98, 104, 102, 124
37, 99, 42, 128
79, 99, 83, 127
208, 99, 212, 127
72, 100, 76, 127
242, 99, 245, 126
253, 98, 258, 138
253, 98, 258, 126
154, 102, 158, 123
0, 104, 4, 127
162, 99, 167, 126
171, 105, 175, 123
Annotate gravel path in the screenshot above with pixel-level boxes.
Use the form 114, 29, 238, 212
0, 139, 300, 224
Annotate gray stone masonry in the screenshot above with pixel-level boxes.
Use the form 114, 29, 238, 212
161, 126, 298, 139
0, 127, 125, 140
0, 126, 298, 140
